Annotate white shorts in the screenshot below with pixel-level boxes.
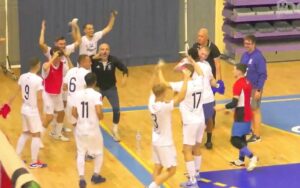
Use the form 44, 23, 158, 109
21, 114, 43, 133
66, 104, 77, 125
152, 145, 177, 168
75, 129, 103, 156
183, 123, 206, 145
43, 92, 64, 114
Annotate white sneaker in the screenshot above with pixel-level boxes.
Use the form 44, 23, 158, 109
62, 127, 72, 133
230, 159, 245, 167
112, 126, 121, 142
247, 156, 258, 171
68, 18, 78, 26
52, 134, 70, 142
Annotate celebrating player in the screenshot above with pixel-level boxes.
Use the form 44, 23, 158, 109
72, 73, 106, 188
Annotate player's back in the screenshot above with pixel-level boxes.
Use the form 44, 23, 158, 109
170, 75, 205, 125
148, 94, 174, 146
64, 67, 90, 99
18, 72, 43, 111
74, 88, 102, 135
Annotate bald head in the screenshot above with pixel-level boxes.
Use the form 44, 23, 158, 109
98, 43, 110, 61
197, 28, 209, 45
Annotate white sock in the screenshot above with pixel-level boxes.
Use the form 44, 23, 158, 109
16, 133, 29, 156
77, 153, 85, 176
52, 113, 57, 125
186, 161, 196, 183
113, 123, 118, 132
94, 154, 103, 174
31, 137, 41, 163
149, 181, 159, 188
56, 123, 63, 136
194, 155, 202, 173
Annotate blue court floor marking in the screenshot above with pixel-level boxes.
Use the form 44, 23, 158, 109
198, 163, 300, 188
103, 94, 300, 113
261, 99, 300, 134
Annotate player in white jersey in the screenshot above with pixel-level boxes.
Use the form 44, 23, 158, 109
15, 57, 47, 168
72, 73, 105, 188
39, 19, 79, 132
169, 57, 205, 188
63, 55, 91, 127
79, 11, 117, 56
147, 61, 190, 188
196, 47, 219, 150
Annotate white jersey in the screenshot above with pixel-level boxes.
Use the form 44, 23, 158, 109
148, 94, 174, 146
63, 67, 90, 105
73, 88, 102, 136
194, 61, 214, 104
18, 72, 43, 116
79, 31, 103, 56
44, 44, 75, 71
170, 76, 205, 125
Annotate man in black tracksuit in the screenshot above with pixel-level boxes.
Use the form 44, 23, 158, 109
91, 43, 128, 142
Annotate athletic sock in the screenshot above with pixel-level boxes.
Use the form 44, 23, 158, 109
31, 137, 41, 163
194, 155, 202, 173
207, 133, 212, 143
16, 133, 29, 155
77, 154, 85, 177
240, 146, 253, 159
186, 161, 196, 183
94, 154, 103, 174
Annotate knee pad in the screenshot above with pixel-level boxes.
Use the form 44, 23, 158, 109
230, 137, 246, 149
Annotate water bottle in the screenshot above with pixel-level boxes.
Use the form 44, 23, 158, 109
136, 130, 142, 152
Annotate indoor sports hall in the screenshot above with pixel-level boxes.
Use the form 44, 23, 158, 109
1, 1, 300, 188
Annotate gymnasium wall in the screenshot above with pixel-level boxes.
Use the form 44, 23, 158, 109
178, 0, 217, 51
0, 0, 5, 64
18, 0, 180, 73
0, 0, 20, 66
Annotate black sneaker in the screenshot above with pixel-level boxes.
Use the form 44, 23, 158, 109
205, 142, 213, 149
247, 135, 261, 143
91, 175, 106, 184
79, 179, 86, 188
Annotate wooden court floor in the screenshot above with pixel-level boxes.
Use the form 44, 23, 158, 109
1, 60, 300, 188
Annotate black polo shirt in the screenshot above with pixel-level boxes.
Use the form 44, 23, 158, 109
91, 55, 128, 90
188, 40, 221, 78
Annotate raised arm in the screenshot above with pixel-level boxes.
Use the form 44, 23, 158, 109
173, 69, 190, 106
39, 20, 49, 53
42, 52, 59, 73
187, 56, 203, 76
157, 60, 170, 87
70, 19, 81, 48
101, 11, 117, 36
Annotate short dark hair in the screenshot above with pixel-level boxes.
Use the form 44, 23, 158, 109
78, 54, 89, 64
244, 35, 256, 44
183, 63, 194, 77
55, 36, 66, 42
29, 57, 40, 69
50, 46, 63, 57
83, 23, 92, 29
85, 73, 97, 87
235, 63, 248, 74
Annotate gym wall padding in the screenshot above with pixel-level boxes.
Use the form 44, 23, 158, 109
18, 0, 180, 73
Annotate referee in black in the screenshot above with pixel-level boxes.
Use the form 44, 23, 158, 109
188, 28, 222, 150
91, 43, 128, 142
